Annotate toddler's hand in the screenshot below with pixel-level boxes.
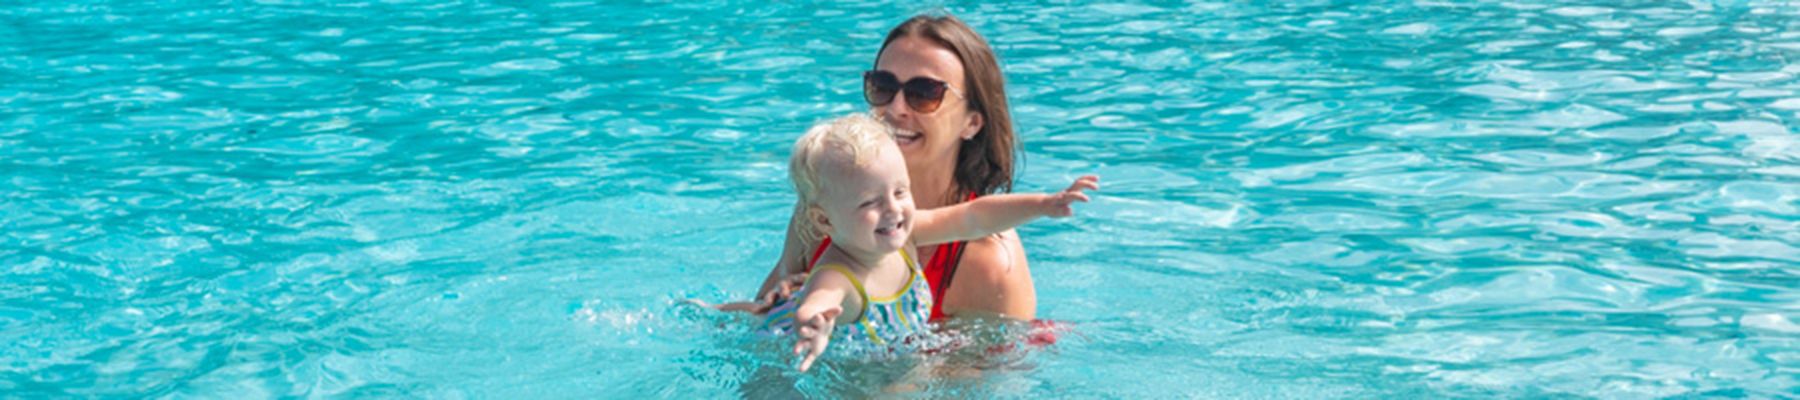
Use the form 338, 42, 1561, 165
793, 306, 841, 372
1044, 175, 1100, 217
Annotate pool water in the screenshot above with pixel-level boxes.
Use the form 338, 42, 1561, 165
4, 0, 1799, 398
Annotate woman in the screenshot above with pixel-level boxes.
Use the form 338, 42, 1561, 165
755, 13, 1036, 323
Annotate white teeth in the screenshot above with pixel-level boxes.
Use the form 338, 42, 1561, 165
893, 130, 921, 144
876, 221, 905, 236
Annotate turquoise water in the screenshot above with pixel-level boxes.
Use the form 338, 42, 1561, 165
5, 0, 1799, 397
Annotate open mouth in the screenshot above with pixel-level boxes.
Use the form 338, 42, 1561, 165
892, 129, 922, 147
874, 218, 908, 237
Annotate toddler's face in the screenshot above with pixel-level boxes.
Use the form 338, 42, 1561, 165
816, 142, 915, 256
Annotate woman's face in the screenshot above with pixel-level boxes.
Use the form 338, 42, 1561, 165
872, 34, 981, 180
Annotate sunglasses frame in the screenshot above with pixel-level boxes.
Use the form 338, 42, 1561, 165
862, 70, 965, 113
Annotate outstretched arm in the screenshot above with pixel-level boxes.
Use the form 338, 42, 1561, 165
791, 271, 854, 372
912, 175, 1100, 246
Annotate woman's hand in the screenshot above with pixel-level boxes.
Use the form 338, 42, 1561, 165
1042, 175, 1100, 217
751, 273, 809, 314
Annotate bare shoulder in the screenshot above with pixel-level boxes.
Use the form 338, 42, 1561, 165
803, 261, 866, 321
957, 230, 1028, 280
941, 229, 1037, 320
807, 254, 858, 290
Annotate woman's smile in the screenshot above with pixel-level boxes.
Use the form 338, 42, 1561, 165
891, 128, 923, 148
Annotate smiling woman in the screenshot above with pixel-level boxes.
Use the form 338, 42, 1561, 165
756, 14, 1037, 325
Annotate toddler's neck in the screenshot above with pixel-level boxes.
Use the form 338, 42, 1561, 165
828, 244, 904, 275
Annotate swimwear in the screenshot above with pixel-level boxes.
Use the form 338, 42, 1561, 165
810, 237, 962, 322
807, 193, 978, 323
763, 247, 934, 346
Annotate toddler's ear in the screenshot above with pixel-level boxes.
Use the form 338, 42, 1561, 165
806, 204, 832, 235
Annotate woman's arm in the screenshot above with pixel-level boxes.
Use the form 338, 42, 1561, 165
756, 201, 814, 301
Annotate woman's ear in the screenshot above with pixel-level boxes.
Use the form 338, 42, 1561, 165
960, 111, 985, 141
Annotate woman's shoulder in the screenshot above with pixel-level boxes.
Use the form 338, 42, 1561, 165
941, 229, 1036, 319
952, 229, 1029, 284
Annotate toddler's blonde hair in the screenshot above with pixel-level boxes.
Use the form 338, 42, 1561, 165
789, 113, 895, 245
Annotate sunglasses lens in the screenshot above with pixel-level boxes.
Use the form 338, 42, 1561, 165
864, 70, 953, 113
863, 71, 900, 106
903, 79, 947, 113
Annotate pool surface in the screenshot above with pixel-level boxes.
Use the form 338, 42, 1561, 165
3, 0, 1798, 398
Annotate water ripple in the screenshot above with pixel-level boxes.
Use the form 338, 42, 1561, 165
4, 0, 1800, 398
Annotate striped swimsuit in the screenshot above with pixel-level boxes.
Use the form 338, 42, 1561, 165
762, 248, 934, 346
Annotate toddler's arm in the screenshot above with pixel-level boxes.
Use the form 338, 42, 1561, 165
790, 271, 854, 372
912, 175, 1100, 246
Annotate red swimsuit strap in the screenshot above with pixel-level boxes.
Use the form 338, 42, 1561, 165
807, 238, 831, 272
920, 239, 964, 322
806, 193, 977, 322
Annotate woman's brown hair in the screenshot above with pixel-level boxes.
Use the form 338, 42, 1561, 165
876, 14, 1018, 199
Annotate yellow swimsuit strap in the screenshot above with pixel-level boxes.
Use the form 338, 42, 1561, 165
812, 263, 870, 323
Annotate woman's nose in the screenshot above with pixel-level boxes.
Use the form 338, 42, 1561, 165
882, 90, 911, 119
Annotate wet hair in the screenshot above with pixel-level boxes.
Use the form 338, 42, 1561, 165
877, 13, 1018, 199
789, 113, 895, 244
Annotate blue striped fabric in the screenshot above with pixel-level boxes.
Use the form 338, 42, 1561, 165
762, 248, 934, 347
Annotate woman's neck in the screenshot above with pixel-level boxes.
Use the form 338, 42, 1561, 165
909, 165, 960, 210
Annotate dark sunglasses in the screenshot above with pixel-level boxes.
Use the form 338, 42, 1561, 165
863, 70, 964, 113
